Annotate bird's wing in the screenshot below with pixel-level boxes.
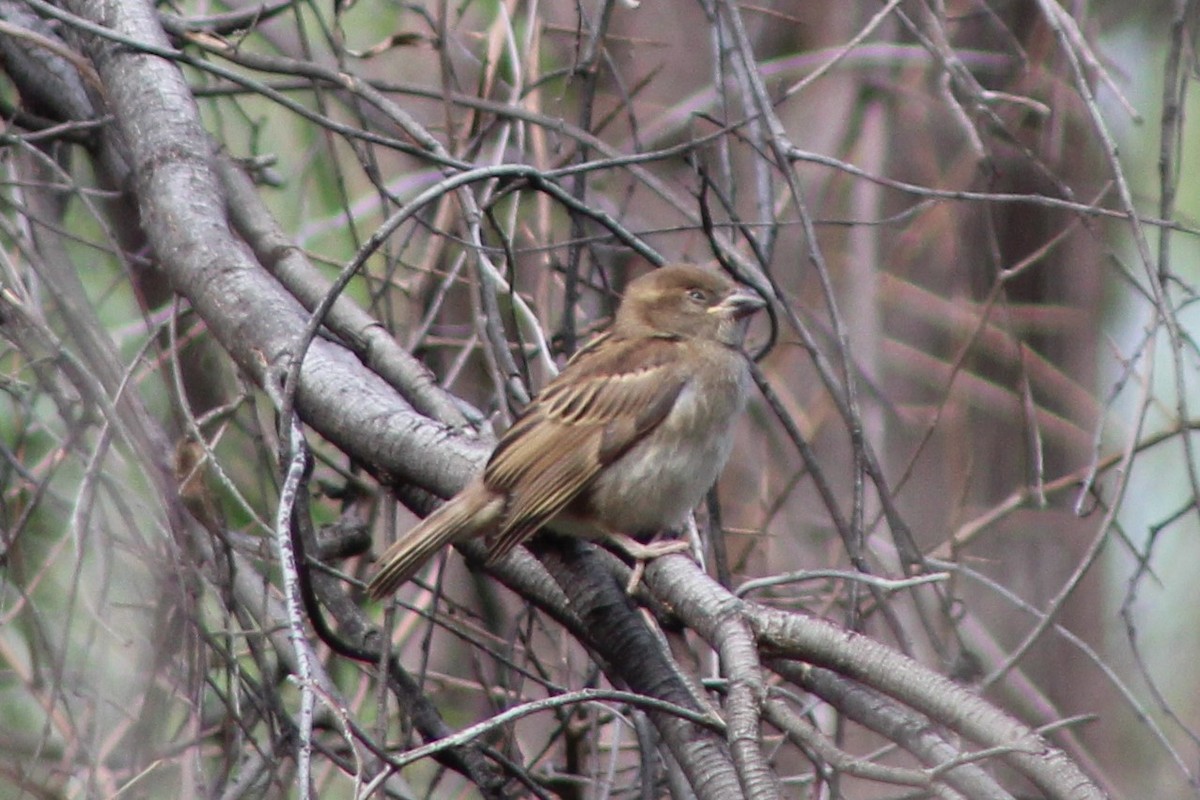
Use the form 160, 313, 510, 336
482, 334, 687, 561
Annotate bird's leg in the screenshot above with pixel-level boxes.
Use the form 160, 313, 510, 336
608, 533, 692, 560
607, 533, 691, 593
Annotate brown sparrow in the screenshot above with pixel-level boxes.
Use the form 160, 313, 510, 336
367, 264, 764, 599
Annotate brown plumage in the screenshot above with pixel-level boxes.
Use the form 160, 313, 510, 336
367, 264, 765, 599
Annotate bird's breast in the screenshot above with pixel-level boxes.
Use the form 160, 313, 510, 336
580, 353, 749, 535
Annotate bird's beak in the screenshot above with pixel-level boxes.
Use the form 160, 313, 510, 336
711, 287, 766, 319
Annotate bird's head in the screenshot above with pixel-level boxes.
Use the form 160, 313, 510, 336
613, 264, 766, 347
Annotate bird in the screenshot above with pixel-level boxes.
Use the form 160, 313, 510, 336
367, 264, 765, 599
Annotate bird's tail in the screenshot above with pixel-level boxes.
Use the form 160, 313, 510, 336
366, 484, 498, 600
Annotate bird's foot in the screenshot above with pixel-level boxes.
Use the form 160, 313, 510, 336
607, 533, 691, 594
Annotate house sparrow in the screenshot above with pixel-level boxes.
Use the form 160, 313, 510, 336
367, 264, 765, 599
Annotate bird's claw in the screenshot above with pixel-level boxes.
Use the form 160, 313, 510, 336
608, 534, 692, 594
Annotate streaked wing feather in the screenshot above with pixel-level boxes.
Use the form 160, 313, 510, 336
598, 378, 682, 464
481, 336, 688, 561
484, 433, 597, 562
497, 426, 596, 523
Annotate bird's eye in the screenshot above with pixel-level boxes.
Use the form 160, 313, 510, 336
687, 288, 707, 303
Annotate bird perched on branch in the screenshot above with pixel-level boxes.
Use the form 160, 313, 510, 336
367, 264, 765, 599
